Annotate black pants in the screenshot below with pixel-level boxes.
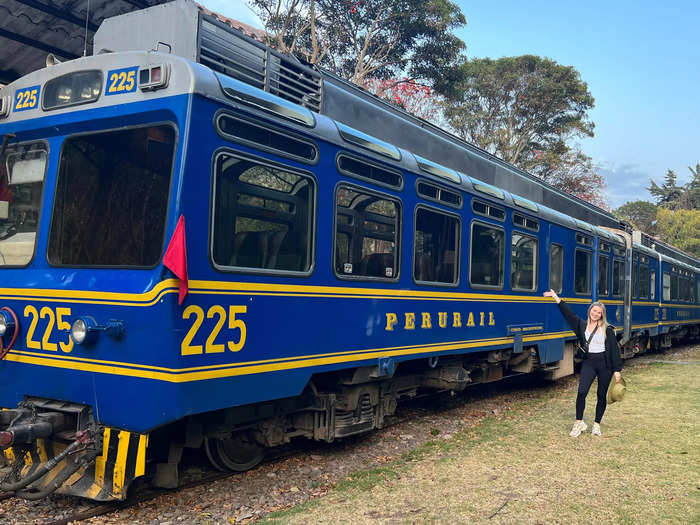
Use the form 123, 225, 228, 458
576, 353, 613, 423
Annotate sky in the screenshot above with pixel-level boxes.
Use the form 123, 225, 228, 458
200, 0, 700, 209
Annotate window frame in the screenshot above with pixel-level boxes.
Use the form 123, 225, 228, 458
412, 204, 461, 287
415, 179, 463, 209
336, 151, 403, 191
0, 139, 49, 269
47, 123, 177, 269
468, 219, 505, 290
332, 182, 402, 282
574, 247, 592, 296
662, 271, 671, 301
510, 230, 538, 292
549, 243, 564, 294
639, 263, 650, 299
209, 149, 317, 277
598, 253, 610, 297
215, 110, 320, 165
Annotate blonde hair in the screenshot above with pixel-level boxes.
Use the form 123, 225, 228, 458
587, 302, 608, 333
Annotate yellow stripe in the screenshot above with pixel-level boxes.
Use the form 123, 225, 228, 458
65, 467, 86, 487
39, 458, 68, 488
632, 323, 659, 329
94, 428, 110, 487
3, 327, 598, 383
659, 318, 700, 326
135, 434, 148, 477
659, 303, 700, 309
0, 278, 602, 305
632, 301, 658, 306
113, 431, 131, 497
0, 279, 177, 306
86, 482, 103, 499
36, 438, 48, 463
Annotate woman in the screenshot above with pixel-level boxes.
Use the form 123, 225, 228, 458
543, 289, 623, 437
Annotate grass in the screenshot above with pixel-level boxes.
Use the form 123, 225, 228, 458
260, 349, 700, 524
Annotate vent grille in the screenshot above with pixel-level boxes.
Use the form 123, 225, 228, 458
199, 16, 322, 112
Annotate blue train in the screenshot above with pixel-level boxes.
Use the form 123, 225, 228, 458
0, 0, 698, 501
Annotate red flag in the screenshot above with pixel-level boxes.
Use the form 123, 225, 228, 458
163, 215, 188, 305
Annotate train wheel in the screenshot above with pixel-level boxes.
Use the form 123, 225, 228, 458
204, 432, 264, 472
203, 437, 227, 472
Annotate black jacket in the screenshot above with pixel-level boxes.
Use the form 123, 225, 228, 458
557, 300, 623, 372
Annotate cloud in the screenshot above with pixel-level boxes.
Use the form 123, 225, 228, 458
600, 163, 654, 209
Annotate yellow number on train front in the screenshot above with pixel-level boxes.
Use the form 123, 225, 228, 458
23, 305, 73, 352
181, 305, 248, 356
24, 305, 41, 350
181, 305, 205, 355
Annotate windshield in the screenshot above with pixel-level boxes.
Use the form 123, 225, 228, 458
48, 125, 175, 266
0, 142, 46, 266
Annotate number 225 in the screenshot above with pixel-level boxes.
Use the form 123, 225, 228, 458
181, 305, 247, 355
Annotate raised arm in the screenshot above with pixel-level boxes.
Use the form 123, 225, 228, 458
543, 289, 585, 338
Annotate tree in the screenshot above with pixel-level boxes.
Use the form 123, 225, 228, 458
655, 207, 700, 257
249, 0, 467, 87
441, 55, 595, 169
648, 169, 684, 209
614, 200, 657, 235
439, 55, 605, 207
648, 163, 700, 210
363, 77, 445, 123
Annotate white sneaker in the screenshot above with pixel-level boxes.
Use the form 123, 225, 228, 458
591, 423, 601, 436
569, 420, 587, 437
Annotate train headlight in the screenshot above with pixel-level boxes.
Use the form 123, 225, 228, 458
0, 310, 15, 336
71, 316, 99, 345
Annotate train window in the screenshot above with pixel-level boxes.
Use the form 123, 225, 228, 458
48, 126, 174, 267
639, 264, 649, 299
511, 233, 537, 291
598, 255, 610, 296
680, 277, 690, 302
612, 259, 624, 297
335, 185, 400, 280
650, 270, 656, 300
670, 274, 679, 301
471, 199, 505, 222
217, 114, 318, 164
0, 142, 46, 267
632, 261, 639, 298
600, 242, 610, 252
337, 154, 403, 189
574, 249, 591, 295
211, 154, 314, 273
663, 272, 671, 301
613, 244, 625, 257
414, 207, 460, 285
575, 233, 593, 247
549, 244, 563, 294
512, 213, 539, 232
470, 221, 504, 288
416, 181, 462, 208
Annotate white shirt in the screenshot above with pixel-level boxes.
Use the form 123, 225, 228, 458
584, 325, 606, 353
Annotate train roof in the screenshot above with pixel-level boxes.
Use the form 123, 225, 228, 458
0, 48, 623, 240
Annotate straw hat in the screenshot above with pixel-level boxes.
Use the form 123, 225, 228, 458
607, 376, 627, 404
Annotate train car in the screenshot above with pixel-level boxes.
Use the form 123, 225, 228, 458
1, 0, 698, 502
